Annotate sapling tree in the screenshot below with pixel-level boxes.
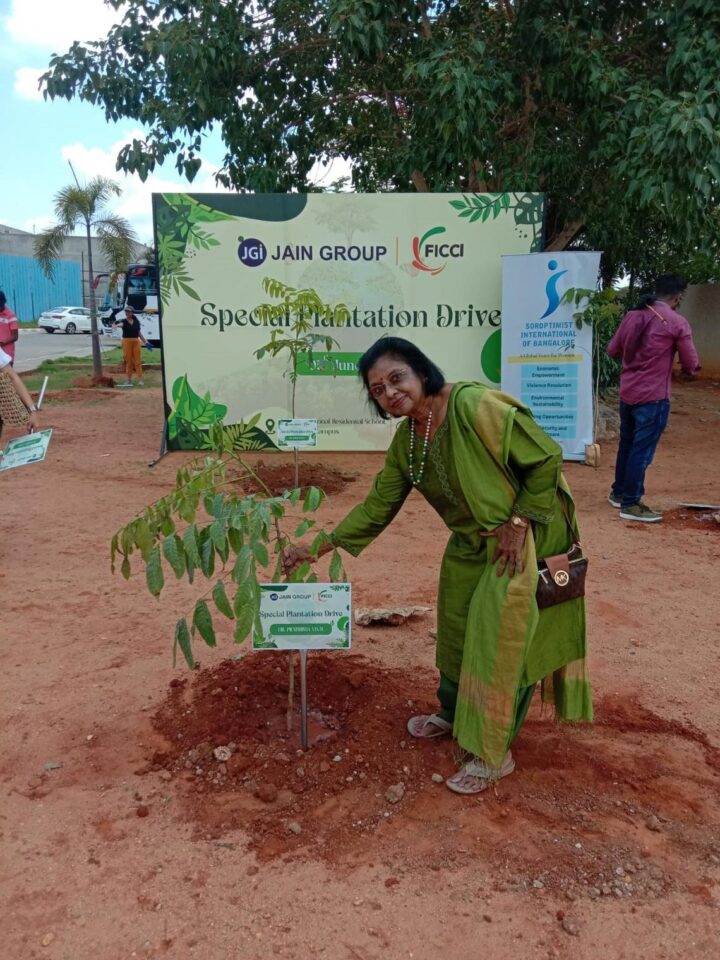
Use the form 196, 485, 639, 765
253, 278, 349, 722
111, 423, 347, 732
254, 277, 349, 487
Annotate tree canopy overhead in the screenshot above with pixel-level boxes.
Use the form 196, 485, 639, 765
42, 1, 720, 280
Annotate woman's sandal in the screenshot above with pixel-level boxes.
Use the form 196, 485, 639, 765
406, 714, 453, 739
445, 752, 515, 795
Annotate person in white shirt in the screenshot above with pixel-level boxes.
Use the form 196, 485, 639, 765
0, 347, 40, 434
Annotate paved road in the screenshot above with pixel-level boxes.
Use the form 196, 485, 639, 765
14, 329, 120, 372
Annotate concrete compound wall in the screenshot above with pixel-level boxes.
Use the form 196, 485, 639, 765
683, 284, 720, 376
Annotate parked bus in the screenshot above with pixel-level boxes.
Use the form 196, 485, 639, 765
99, 263, 161, 346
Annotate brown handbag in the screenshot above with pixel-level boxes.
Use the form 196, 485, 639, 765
536, 500, 588, 609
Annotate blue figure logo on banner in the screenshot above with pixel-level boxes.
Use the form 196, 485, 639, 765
540, 259, 568, 319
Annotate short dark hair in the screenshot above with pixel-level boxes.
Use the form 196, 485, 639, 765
654, 274, 687, 298
357, 336, 445, 419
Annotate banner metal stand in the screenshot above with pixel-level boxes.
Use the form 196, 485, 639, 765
148, 422, 168, 468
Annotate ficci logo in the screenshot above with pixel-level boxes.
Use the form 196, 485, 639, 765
411, 226, 464, 275
238, 236, 267, 267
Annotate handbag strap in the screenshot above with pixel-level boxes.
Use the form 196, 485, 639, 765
557, 491, 581, 548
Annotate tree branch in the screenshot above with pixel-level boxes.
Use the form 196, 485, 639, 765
545, 221, 584, 251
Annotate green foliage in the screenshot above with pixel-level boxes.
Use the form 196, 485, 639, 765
253, 277, 349, 487
253, 277, 349, 388
111, 436, 339, 668
448, 192, 544, 251
40, 1, 720, 277
562, 287, 624, 396
450, 193, 511, 223
155, 195, 231, 308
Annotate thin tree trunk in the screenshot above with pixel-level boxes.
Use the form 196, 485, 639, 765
411, 170, 429, 192
85, 219, 103, 379
291, 362, 299, 489
288, 355, 299, 731
286, 652, 295, 733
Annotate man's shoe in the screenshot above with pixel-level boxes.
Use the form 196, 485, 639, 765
619, 501, 662, 523
136, 379, 144, 386
608, 492, 622, 508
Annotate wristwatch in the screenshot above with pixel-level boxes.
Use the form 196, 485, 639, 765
28, 404, 39, 413
510, 514, 528, 529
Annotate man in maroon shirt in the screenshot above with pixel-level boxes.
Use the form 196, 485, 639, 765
607, 274, 700, 523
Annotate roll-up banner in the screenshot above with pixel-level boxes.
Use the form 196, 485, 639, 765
153, 192, 545, 451
500, 252, 601, 461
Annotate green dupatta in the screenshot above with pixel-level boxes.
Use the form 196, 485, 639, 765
448, 384, 592, 767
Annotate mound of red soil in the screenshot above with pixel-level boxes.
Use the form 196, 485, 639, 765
44, 387, 119, 403
70, 375, 116, 389
142, 654, 720, 900
661, 507, 720, 532
232, 459, 358, 496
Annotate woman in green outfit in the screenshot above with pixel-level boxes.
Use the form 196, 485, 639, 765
284, 337, 592, 795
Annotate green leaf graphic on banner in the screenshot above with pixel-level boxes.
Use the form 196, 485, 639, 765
481, 329, 502, 385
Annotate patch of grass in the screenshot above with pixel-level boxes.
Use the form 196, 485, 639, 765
22, 347, 162, 393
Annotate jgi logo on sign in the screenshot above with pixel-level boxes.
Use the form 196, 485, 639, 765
237, 237, 267, 267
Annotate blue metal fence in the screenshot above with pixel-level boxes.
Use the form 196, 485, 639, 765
0, 255, 82, 323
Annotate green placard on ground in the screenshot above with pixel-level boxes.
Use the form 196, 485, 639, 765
0, 429, 53, 471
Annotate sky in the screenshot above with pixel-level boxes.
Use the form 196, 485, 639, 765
0, 0, 347, 247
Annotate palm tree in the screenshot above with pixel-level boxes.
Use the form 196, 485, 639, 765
35, 177, 138, 379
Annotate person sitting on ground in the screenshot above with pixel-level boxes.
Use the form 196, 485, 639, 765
607, 274, 700, 523
0, 346, 40, 437
113, 305, 150, 386
283, 336, 591, 796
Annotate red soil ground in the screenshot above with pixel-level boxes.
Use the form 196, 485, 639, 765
2, 376, 719, 960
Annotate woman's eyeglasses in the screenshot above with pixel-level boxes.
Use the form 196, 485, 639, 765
368, 368, 411, 399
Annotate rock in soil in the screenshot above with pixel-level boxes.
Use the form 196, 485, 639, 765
385, 782, 405, 804
286, 821, 302, 835
254, 783, 278, 803
561, 917, 580, 936
354, 606, 431, 626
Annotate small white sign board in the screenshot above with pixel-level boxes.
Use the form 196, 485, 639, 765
254, 583, 351, 650
0, 429, 52, 471
277, 418, 318, 449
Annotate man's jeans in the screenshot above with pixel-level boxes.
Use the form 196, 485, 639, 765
612, 399, 670, 507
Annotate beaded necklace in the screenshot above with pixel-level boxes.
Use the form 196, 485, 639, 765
409, 406, 433, 486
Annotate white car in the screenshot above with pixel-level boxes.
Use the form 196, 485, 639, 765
39, 306, 93, 334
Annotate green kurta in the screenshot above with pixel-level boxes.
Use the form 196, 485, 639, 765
332, 383, 592, 767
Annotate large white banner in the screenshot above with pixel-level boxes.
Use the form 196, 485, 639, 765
501, 252, 601, 461
154, 192, 545, 452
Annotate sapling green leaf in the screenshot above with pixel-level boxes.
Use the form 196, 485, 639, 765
147, 545, 164, 596
212, 580, 234, 619
193, 600, 216, 647
163, 534, 186, 578
175, 617, 195, 668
